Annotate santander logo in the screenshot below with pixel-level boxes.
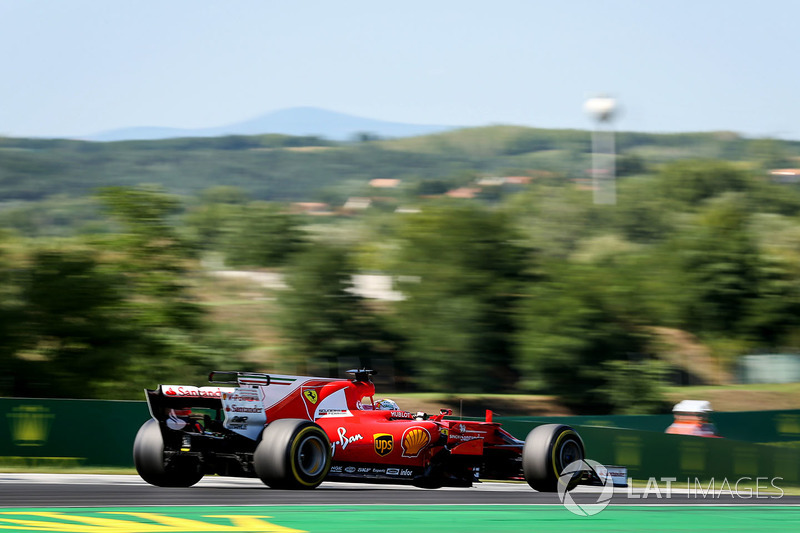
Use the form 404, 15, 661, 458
161, 385, 233, 398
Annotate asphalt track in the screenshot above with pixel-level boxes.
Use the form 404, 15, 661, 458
1, 476, 799, 533
1, 474, 798, 507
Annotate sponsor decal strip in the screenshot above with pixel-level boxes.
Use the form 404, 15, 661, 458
328, 463, 417, 478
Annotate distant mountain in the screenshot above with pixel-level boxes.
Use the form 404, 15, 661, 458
85, 107, 456, 142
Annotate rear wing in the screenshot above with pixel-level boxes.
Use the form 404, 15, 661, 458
208, 371, 271, 387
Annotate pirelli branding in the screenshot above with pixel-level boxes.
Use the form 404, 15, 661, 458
373, 433, 394, 456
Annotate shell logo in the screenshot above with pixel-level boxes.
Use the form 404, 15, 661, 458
401, 426, 431, 457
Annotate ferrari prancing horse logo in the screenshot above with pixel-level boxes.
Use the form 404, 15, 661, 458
303, 390, 318, 404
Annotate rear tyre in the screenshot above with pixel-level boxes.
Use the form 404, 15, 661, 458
254, 419, 331, 489
522, 424, 584, 492
133, 418, 204, 487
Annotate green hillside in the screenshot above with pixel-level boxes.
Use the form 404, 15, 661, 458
1, 127, 797, 207
3, 127, 800, 413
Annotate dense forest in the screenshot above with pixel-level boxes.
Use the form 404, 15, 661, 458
1, 126, 799, 413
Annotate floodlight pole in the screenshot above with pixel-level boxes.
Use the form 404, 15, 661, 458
585, 96, 617, 205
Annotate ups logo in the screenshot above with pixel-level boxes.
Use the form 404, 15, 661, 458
373, 433, 393, 456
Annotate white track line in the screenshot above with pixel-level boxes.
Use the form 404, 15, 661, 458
0, 474, 788, 500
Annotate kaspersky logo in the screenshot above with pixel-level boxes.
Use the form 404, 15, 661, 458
7, 405, 54, 447
373, 434, 393, 456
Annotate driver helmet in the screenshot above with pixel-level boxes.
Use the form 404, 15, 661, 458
375, 398, 399, 411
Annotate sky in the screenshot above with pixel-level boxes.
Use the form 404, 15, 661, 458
1, 1, 798, 139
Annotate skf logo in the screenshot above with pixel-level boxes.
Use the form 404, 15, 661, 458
374, 434, 393, 456
303, 389, 318, 404
401, 426, 431, 457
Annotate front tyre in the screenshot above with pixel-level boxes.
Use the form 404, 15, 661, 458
133, 418, 203, 487
522, 424, 584, 492
254, 419, 331, 489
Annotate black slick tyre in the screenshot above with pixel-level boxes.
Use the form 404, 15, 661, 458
254, 419, 331, 489
522, 424, 585, 492
133, 418, 204, 487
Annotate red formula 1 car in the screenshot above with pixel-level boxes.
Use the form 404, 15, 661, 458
133, 370, 588, 491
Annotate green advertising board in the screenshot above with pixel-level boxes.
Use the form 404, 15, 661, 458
1, 397, 799, 482
495, 409, 800, 443
0, 398, 150, 468
498, 420, 800, 483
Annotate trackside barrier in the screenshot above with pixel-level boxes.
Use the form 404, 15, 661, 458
494, 410, 800, 443
0, 398, 150, 468
2, 397, 799, 480
498, 419, 800, 483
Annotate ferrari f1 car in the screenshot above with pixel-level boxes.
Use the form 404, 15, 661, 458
133, 370, 590, 491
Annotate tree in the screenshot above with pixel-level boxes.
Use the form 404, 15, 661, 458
97, 186, 202, 331
616, 153, 647, 177
656, 160, 752, 207
747, 138, 792, 170
93, 186, 227, 394
744, 214, 800, 345
507, 185, 600, 260
222, 203, 306, 268
0, 237, 23, 396
600, 360, 667, 414
671, 195, 760, 335
14, 249, 134, 397
390, 204, 529, 391
183, 186, 250, 249
515, 263, 651, 412
605, 177, 673, 243
744, 255, 800, 345
277, 244, 397, 375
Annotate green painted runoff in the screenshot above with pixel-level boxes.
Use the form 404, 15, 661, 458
0, 505, 798, 532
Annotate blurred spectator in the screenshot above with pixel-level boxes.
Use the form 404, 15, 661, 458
666, 400, 719, 438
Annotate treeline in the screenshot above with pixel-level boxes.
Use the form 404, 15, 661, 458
2, 125, 800, 413
4, 155, 800, 413
273, 160, 800, 413
0, 188, 242, 399
1, 126, 796, 207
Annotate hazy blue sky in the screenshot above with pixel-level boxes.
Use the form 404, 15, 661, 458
1, 1, 798, 139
